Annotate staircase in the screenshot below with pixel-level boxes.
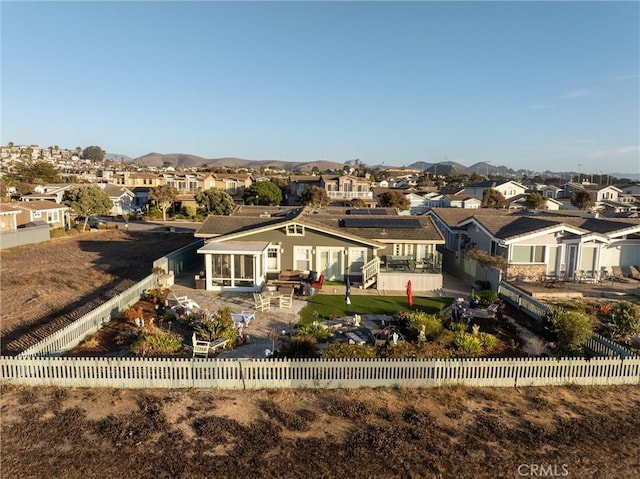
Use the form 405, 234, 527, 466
361, 257, 381, 289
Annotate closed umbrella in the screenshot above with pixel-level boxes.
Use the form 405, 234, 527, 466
345, 274, 352, 306
406, 280, 413, 307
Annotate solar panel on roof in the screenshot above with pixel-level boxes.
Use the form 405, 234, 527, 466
342, 218, 422, 228
346, 208, 389, 215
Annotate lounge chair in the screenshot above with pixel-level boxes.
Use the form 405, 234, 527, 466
629, 265, 640, 281
611, 266, 631, 282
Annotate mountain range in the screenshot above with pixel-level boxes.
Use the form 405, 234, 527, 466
128, 152, 639, 180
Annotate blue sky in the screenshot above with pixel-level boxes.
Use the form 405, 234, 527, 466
2, 1, 639, 174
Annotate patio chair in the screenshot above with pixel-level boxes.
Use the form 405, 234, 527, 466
279, 290, 294, 309
629, 265, 640, 281
192, 332, 210, 358
231, 311, 255, 328
253, 292, 271, 312
611, 266, 631, 282
310, 274, 324, 290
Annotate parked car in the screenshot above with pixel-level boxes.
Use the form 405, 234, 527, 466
76, 216, 107, 228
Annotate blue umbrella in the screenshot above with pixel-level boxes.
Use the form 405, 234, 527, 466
345, 275, 351, 305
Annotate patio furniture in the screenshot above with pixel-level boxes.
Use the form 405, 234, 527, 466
209, 337, 229, 352
629, 265, 640, 281
279, 290, 294, 309
310, 274, 324, 290
253, 292, 271, 311
385, 255, 416, 271
231, 311, 255, 328
611, 266, 631, 282
192, 332, 210, 358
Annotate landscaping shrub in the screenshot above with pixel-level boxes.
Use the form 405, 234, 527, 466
130, 329, 183, 356
280, 335, 318, 358
298, 323, 331, 342
471, 290, 498, 305
397, 311, 443, 340
321, 343, 377, 359
379, 342, 451, 359
194, 307, 238, 348
453, 332, 482, 355
545, 307, 593, 347
476, 332, 499, 349
611, 301, 640, 340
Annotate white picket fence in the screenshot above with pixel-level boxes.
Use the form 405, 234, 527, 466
2, 356, 639, 389
17, 274, 158, 358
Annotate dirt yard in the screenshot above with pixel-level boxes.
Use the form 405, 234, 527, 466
1, 383, 639, 478
0, 230, 197, 355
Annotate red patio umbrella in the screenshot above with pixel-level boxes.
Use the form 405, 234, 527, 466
406, 280, 413, 307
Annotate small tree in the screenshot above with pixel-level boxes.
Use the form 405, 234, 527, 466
149, 185, 178, 221
481, 188, 508, 208
300, 185, 330, 208
243, 181, 283, 205
195, 188, 235, 216
570, 189, 595, 210
82, 146, 105, 162
379, 190, 410, 210
62, 186, 113, 231
524, 192, 546, 209
350, 198, 368, 208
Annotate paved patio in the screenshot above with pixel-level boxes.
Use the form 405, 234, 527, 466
169, 270, 474, 358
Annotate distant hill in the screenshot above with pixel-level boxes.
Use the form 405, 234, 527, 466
105, 153, 133, 162
132, 153, 344, 172
408, 161, 469, 175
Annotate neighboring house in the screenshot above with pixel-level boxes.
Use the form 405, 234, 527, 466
320, 174, 374, 203
287, 175, 322, 204
20, 184, 77, 203
208, 173, 253, 203
0, 204, 20, 231
539, 185, 563, 199
99, 184, 135, 216
428, 208, 640, 282
193, 206, 445, 293
112, 172, 161, 188
463, 180, 527, 200
12, 200, 70, 229
442, 195, 482, 209
507, 195, 561, 211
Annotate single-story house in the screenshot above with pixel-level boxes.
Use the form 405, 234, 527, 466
193, 205, 445, 292
12, 200, 70, 229
427, 208, 640, 282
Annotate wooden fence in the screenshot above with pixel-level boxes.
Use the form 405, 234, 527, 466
17, 275, 158, 358
1, 356, 638, 389
498, 281, 638, 359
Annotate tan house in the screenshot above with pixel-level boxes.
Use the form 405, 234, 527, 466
12, 201, 70, 229
0, 204, 20, 231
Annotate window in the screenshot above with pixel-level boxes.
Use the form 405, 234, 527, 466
266, 246, 279, 271
46, 210, 60, 223
286, 224, 304, 236
225, 180, 237, 195
234, 254, 254, 280
212, 254, 232, 278
511, 245, 545, 263
348, 248, 367, 274
294, 246, 312, 271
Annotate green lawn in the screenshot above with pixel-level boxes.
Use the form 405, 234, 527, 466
299, 294, 452, 324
